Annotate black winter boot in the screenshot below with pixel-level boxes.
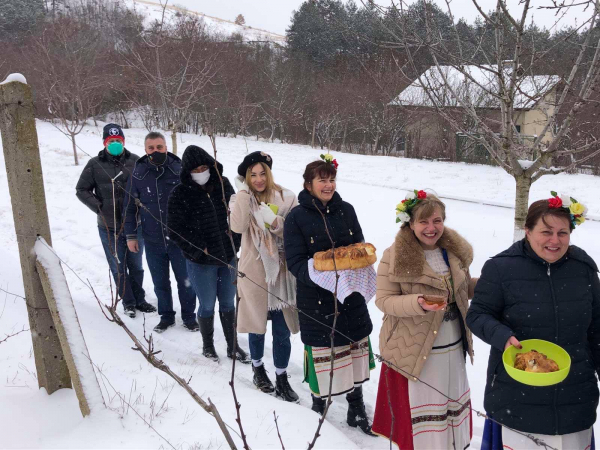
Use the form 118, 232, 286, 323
252, 364, 275, 393
198, 316, 219, 362
219, 311, 250, 364
153, 316, 175, 333
136, 301, 157, 313
346, 386, 376, 436
275, 372, 299, 403
311, 394, 326, 415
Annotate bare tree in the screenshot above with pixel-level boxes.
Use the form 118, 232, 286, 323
121, 4, 219, 154
373, 0, 600, 240
27, 17, 107, 165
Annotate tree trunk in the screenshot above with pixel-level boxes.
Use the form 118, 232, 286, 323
71, 134, 79, 166
171, 127, 178, 155
311, 120, 316, 148
341, 121, 348, 152
513, 174, 532, 242
269, 123, 275, 142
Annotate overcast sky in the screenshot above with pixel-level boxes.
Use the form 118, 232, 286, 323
179, 0, 586, 35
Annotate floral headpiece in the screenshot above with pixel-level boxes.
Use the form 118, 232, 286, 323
548, 191, 587, 227
396, 189, 427, 223
320, 153, 339, 169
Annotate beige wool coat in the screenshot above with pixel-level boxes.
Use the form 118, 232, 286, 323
376, 226, 476, 380
230, 187, 300, 335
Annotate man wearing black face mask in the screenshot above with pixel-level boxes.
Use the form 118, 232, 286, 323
124, 132, 197, 333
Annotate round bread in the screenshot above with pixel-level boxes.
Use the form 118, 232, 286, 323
313, 243, 377, 271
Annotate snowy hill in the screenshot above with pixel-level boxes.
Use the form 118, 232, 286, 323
129, 0, 287, 44
1, 121, 600, 448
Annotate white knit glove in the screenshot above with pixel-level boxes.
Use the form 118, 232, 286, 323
259, 202, 277, 226
234, 175, 249, 193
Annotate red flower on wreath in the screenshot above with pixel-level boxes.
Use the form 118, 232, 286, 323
332, 159, 339, 169
417, 190, 427, 199
548, 196, 563, 209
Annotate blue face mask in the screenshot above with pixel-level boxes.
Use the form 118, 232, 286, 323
107, 141, 124, 156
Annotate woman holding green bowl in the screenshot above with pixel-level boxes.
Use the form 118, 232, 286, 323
467, 193, 600, 449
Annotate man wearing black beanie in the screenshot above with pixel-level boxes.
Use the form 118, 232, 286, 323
76, 123, 156, 317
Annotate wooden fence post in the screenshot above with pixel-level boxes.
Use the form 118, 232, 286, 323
0, 74, 71, 394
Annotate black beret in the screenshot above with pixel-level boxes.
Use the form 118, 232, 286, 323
237, 151, 273, 177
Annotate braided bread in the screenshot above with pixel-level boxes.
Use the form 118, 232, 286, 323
313, 243, 377, 271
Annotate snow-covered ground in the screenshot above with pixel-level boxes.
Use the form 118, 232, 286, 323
1, 120, 600, 449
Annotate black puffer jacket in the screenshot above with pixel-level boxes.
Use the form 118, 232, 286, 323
166, 145, 240, 266
283, 189, 373, 347
466, 239, 600, 436
75, 149, 139, 230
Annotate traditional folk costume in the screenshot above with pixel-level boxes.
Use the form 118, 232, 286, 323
372, 225, 477, 449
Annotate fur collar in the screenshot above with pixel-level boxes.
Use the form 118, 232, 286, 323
393, 225, 473, 277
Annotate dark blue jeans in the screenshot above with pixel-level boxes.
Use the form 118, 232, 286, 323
98, 226, 145, 309
248, 310, 291, 369
145, 239, 196, 322
186, 259, 236, 319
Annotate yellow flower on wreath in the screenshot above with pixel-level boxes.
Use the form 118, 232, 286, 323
574, 215, 586, 226
396, 202, 407, 212
570, 202, 586, 216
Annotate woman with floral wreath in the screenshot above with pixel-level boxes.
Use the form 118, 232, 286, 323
468, 193, 600, 449
283, 154, 377, 436
229, 151, 301, 402
371, 190, 477, 449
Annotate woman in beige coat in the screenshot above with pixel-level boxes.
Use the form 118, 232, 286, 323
230, 151, 300, 402
371, 191, 477, 450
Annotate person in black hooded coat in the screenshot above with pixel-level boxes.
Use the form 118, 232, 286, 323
283, 158, 375, 436
166, 145, 248, 364
467, 197, 600, 449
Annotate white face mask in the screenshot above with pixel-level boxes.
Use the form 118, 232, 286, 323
191, 170, 210, 185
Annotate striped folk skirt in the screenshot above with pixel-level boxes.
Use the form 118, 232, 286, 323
481, 419, 594, 450
372, 317, 472, 449
304, 337, 376, 398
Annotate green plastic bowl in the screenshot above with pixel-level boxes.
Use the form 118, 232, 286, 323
502, 339, 571, 387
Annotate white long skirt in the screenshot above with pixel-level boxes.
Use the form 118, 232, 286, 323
502, 426, 592, 450
408, 316, 472, 449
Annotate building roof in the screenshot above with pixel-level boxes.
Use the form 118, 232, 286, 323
391, 64, 560, 110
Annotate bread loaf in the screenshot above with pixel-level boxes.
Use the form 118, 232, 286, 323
313, 243, 377, 271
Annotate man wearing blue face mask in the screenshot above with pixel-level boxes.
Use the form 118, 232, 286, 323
76, 123, 156, 318
123, 132, 197, 333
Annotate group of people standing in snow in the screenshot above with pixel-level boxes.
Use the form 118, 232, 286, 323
76, 123, 600, 449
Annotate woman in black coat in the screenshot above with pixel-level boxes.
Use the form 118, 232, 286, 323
467, 195, 600, 449
167, 145, 248, 364
283, 157, 375, 436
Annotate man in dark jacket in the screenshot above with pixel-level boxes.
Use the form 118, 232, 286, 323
75, 123, 156, 318
124, 132, 197, 333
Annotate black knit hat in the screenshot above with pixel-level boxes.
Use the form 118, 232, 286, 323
237, 151, 273, 177
102, 123, 125, 146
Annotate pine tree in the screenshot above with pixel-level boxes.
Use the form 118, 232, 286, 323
234, 14, 245, 26
0, 0, 45, 37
